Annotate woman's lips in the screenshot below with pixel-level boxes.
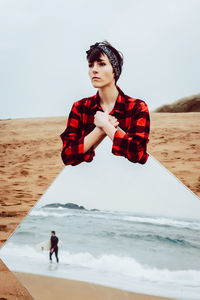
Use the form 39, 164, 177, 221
92, 77, 100, 80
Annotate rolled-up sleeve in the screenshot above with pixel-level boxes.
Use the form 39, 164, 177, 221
60, 102, 95, 166
111, 100, 150, 164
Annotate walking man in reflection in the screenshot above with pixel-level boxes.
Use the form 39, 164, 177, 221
49, 230, 59, 263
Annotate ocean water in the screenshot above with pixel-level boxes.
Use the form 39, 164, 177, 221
1, 206, 200, 299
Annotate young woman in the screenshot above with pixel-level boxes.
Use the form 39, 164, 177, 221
60, 40, 150, 166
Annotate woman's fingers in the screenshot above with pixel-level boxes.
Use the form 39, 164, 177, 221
108, 115, 117, 122
111, 120, 119, 128
94, 112, 119, 128
108, 115, 119, 127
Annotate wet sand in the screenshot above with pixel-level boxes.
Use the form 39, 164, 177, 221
14, 271, 175, 300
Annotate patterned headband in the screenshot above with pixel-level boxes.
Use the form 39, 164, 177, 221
86, 42, 121, 81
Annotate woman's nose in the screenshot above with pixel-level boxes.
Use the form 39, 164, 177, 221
92, 63, 98, 72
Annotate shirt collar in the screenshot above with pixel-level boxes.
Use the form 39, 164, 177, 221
90, 85, 125, 114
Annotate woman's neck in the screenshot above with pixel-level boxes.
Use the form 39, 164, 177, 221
98, 83, 119, 109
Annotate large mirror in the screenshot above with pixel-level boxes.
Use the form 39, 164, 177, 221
1, 137, 200, 299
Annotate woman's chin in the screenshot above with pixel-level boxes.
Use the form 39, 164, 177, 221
91, 81, 106, 89
92, 82, 102, 88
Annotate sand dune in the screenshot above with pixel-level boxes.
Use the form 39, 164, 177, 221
153, 93, 200, 112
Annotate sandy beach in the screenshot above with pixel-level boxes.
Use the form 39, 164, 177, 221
0, 112, 200, 299
13, 271, 175, 300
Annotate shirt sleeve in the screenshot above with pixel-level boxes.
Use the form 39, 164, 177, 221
111, 100, 150, 164
60, 102, 95, 166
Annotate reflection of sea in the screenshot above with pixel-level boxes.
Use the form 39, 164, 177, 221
1, 207, 200, 299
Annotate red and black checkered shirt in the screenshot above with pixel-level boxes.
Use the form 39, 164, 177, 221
60, 85, 150, 166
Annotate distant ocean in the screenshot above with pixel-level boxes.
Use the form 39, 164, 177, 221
1, 206, 200, 299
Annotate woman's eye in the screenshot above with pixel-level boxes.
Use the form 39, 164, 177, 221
88, 62, 105, 68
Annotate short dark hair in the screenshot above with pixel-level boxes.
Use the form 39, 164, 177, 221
51, 230, 55, 234
86, 40, 124, 83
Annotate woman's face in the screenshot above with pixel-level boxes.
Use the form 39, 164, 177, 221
88, 53, 115, 88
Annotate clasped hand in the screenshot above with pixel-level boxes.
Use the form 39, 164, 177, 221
94, 110, 119, 130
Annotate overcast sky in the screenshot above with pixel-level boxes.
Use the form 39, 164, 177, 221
1, 0, 200, 119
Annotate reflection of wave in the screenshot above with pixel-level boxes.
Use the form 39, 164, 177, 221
2, 243, 200, 287
123, 216, 200, 230
29, 210, 74, 218
30, 209, 200, 230
98, 230, 199, 249
17, 231, 36, 237
118, 233, 199, 249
